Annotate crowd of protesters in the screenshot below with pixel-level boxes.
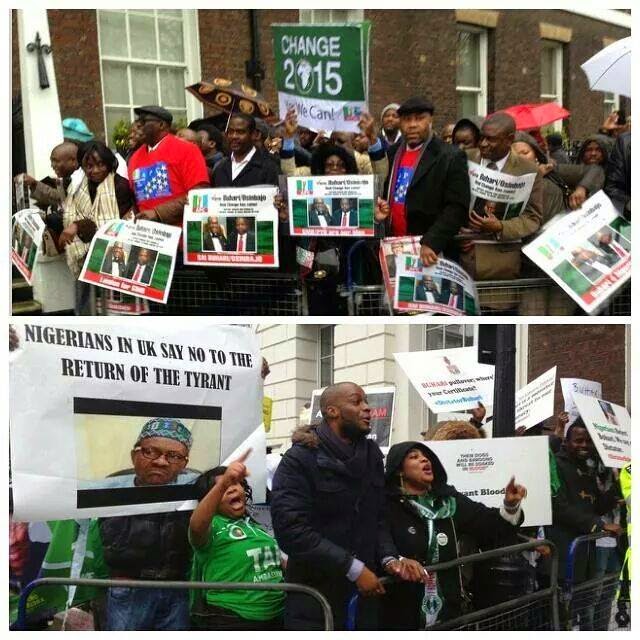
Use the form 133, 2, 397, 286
13, 96, 631, 316
9, 376, 629, 631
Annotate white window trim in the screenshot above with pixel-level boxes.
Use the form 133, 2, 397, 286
299, 9, 365, 23
603, 92, 620, 119
317, 325, 335, 387
97, 9, 202, 143
540, 40, 563, 132
456, 24, 488, 118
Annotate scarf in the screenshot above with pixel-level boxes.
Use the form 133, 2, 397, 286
316, 421, 370, 478
407, 492, 457, 628
63, 173, 120, 276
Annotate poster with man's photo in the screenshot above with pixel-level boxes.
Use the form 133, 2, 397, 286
394, 255, 480, 316
288, 175, 375, 236
467, 161, 536, 224
9, 321, 264, 520
183, 187, 280, 267
11, 209, 45, 285
523, 191, 631, 314
308, 385, 395, 447
78, 219, 181, 304
573, 392, 631, 469
378, 235, 424, 313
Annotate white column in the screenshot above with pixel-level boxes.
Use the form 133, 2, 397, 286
17, 9, 63, 178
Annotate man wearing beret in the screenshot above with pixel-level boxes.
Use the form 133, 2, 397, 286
128, 105, 209, 227
382, 96, 470, 267
98, 418, 196, 629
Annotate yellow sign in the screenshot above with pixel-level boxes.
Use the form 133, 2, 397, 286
263, 396, 273, 432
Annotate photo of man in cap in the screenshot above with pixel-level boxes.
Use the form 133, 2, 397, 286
382, 96, 470, 267
128, 105, 209, 227
97, 418, 198, 630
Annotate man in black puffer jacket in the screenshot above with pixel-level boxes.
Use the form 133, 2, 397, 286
98, 418, 196, 630
271, 382, 395, 630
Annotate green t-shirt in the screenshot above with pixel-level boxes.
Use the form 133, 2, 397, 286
190, 515, 284, 621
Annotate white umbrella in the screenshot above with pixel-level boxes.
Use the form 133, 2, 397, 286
581, 37, 631, 97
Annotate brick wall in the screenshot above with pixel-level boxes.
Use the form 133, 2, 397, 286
528, 324, 627, 416
47, 10, 105, 140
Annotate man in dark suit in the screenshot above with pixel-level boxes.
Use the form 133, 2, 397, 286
382, 96, 470, 266
212, 114, 279, 188
331, 198, 358, 227
415, 275, 439, 302
441, 282, 464, 309
126, 248, 153, 284
307, 198, 332, 227
226, 217, 256, 252
202, 216, 227, 252
102, 243, 128, 277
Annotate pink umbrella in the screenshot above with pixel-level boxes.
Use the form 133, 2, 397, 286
491, 102, 571, 130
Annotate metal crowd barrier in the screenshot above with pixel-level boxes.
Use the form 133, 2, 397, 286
346, 538, 560, 631
561, 531, 628, 631
13, 577, 334, 631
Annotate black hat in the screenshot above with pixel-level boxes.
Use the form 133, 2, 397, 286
384, 441, 448, 488
134, 105, 173, 124
397, 96, 435, 117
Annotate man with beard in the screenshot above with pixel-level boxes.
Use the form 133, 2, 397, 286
271, 382, 395, 630
543, 419, 621, 629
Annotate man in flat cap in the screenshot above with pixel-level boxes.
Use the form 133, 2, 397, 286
382, 96, 470, 267
98, 418, 197, 629
128, 105, 209, 228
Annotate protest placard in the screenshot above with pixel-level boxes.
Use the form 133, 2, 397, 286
288, 174, 375, 237
272, 22, 371, 133
560, 378, 602, 428
309, 385, 395, 447
394, 255, 479, 315
523, 191, 631, 314
394, 347, 494, 413
11, 209, 45, 285
78, 219, 180, 304
96, 290, 150, 316
9, 321, 264, 521
378, 235, 423, 312
183, 187, 279, 267
573, 392, 630, 468
515, 366, 557, 430
467, 161, 536, 223
427, 436, 552, 526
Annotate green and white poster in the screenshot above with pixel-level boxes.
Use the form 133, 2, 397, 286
272, 22, 371, 132
78, 219, 180, 304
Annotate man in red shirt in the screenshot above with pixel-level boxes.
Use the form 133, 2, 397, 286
382, 97, 470, 266
128, 105, 209, 227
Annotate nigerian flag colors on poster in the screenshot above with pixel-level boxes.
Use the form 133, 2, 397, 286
272, 22, 371, 133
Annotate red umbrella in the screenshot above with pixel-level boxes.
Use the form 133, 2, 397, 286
492, 102, 571, 130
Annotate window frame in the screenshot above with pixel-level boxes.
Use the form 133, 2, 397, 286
299, 9, 365, 23
317, 325, 335, 388
603, 91, 620, 122
540, 39, 564, 132
455, 24, 488, 119
97, 9, 202, 144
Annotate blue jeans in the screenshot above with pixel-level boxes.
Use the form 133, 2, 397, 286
105, 586, 190, 630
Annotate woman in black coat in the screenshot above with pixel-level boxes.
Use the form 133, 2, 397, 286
379, 441, 527, 630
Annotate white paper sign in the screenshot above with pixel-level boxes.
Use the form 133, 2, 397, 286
427, 436, 552, 526
10, 321, 264, 521
11, 209, 46, 285
394, 347, 494, 413
523, 191, 631, 314
573, 392, 630, 468
515, 367, 557, 430
560, 378, 602, 428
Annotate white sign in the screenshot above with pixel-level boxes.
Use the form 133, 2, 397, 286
183, 187, 280, 268
573, 392, 630, 468
394, 347, 494, 413
427, 436, 552, 526
10, 321, 264, 521
523, 191, 631, 314
560, 378, 602, 429
79, 219, 181, 304
515, 367, 557, 430
11, 209, 45, 285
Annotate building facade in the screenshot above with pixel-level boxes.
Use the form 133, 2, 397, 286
258, 323, 630, 449
13, 8, 631, 150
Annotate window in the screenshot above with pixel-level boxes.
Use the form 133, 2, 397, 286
318, 325, 335, 387
540, 40, 563, 131
456, 26, 488, 118
97, 9, 200, 145
299, 10, 365, 23
603, 92, 620, 123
